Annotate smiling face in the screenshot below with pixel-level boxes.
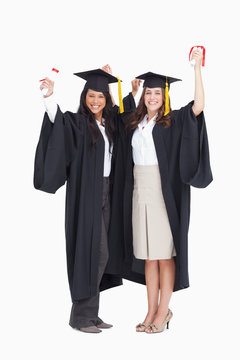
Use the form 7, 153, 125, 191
86, 89, 106, 116
144, 87, 163, 113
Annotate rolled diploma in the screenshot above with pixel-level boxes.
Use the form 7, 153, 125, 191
41, 68, 59, 96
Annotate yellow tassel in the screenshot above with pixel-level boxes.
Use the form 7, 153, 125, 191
117, 77, 124, 114
164, 77, 170, 116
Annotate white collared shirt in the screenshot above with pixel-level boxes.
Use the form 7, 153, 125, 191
43, 95, 112, 177
131, 113, 158, 165
95, 118, 113, 177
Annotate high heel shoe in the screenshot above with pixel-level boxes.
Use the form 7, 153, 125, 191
136, 311, 158, 332
147, 309, 173, 334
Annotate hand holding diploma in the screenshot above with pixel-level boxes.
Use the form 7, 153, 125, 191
189, 46, 205, 68
39, 68, 59, 97
40, 77, 55, 97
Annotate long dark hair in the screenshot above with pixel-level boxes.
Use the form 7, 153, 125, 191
77, 88, 115, 150
126, 87, 172, 130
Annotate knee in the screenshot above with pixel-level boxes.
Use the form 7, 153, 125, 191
145, 259, 158, 266
159, 259, 174, 266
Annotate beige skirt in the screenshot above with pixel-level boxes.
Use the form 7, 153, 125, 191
132, 165, 176, 260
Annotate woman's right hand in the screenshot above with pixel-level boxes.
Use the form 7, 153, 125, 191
131, 79, 141, 97
40, 77, 54, 97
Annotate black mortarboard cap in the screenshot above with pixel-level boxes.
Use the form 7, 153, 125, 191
73, 68, 120, 92
136, 72, 181, 88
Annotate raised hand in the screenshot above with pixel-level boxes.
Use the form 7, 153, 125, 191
191, 48, 203, 69
101, 64, 113, 75
131, 79, 142, 97
40, 77, 54, 98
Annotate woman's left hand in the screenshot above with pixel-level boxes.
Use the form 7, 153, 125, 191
102, 64, 112, 75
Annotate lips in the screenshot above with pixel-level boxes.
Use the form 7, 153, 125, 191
91, 105, 100, 109
148, 102, 158, 105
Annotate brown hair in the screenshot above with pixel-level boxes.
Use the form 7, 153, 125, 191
126, 87, 172, 130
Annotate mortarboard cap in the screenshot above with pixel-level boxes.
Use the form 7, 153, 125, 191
74, 68, 120, 92
74, 68, 124, 113
136, 72, 181, 89
136, 72, 182, 116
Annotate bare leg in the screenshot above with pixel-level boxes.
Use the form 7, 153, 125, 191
136, 260, 159, 331
145, 258, 175, 332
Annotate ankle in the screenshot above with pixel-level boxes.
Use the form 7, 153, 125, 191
147, 309, 158, 318
155, 308, 170, 319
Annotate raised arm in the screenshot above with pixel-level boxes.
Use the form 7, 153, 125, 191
191, 49, 205, 116
35, 78, 81, 193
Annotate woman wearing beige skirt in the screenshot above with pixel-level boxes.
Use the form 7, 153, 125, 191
125, 49, 209, 333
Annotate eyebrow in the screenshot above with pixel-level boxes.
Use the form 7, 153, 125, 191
88, 92, 104, 96
145, 90, 161, 93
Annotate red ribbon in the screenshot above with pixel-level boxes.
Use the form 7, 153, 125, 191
189, 46, 205, 66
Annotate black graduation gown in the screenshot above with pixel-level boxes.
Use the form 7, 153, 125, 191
108, 100, 213, 291
33, 94, 135, 302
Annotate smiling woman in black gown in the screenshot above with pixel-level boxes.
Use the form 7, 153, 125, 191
112, 50, 213, 333
34, 67, 136, 333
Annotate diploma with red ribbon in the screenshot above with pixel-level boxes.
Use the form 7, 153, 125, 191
40, 68, 59, 96
189, 46, 205, 67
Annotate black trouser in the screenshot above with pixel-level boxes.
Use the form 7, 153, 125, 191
69, 177, 110, 328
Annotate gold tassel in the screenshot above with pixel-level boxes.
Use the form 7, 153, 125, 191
164, 77, 170, 116
117, 77, 124, 114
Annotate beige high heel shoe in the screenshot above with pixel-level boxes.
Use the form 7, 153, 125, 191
136, 311, 158, 332
147, 309, 173, 334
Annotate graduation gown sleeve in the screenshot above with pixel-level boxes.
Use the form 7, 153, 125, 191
34, 106, 81, 194
173, 101, 213, 188
112, 92, 136, 118
118, 92, 136, 125
122, 92, 136, 113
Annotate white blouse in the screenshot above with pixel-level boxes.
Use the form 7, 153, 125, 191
43, 95, 112, 177
96, 118, 113, 177
131, 113, 159, 165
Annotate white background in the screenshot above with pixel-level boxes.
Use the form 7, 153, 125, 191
1, 0, 240, 359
